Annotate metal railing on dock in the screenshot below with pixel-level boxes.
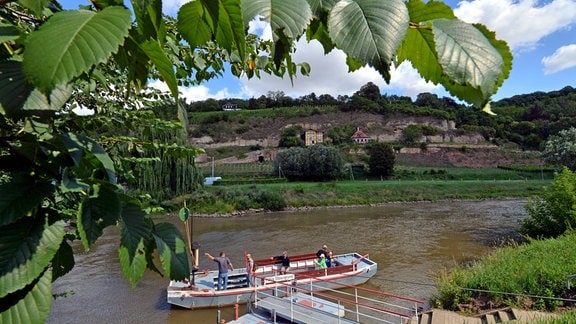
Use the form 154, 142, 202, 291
247, 273, 426, 323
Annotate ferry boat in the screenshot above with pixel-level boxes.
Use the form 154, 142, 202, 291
167, 251, 377, 309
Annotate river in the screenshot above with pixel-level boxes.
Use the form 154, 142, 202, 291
46, 199, 527, 324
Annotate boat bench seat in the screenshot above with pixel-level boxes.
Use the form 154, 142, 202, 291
291, 260, 315, 270
263, 273, 295, 285
213, 273, 249, 290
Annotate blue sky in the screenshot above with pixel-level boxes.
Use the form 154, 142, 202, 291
60, 0, 576, 103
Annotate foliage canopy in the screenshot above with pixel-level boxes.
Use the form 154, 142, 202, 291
1, 0, 511, 321
274, 145, 343, 181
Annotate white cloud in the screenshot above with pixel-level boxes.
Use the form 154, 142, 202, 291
454, 0, 576, 51
238, 38, 439, 99
542, 44, 576, 74
162, 0, 189, 16
148, 80, 236, 103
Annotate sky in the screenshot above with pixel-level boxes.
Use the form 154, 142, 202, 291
60, 0, 576, 103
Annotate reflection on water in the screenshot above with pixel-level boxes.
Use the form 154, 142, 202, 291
47, 199, 527, 324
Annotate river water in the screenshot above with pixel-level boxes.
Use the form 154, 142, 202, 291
47, 199, 527, 324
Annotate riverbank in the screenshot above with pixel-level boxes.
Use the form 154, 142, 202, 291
172, 179, 550, 216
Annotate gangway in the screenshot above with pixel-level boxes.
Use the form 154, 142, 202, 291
228, 272, 426, 323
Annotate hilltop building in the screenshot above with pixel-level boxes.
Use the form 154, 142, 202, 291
222, 102, 239, 111
305, 129, 324, 146
351, 128, 371, 144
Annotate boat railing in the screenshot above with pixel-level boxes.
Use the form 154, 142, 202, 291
255, 253, 372, 277
250, 272, 426, 323
351, 253, 370, 270
254, 253, 318, 267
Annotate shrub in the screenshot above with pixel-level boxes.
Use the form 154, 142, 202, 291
542, 127, 576, 171
520, 167, 576, 238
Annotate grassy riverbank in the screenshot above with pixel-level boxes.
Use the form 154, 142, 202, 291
175, 179, 550, 214
254, 179, 548, 207
432, 231, 576, 321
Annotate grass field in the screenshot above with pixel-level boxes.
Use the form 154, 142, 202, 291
196, 160, 554, 184
202, 179, 550, 208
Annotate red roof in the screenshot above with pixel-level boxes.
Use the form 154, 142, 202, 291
351, 128, 370, 139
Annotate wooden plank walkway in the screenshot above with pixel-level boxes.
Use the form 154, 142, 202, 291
407, 308, 560, 324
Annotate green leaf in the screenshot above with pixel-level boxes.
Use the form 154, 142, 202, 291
93, 0, 125, 8
0, 179, 55, 227
179, 207, 190, 221
307, 18, 335, 54
153, 222, 190, 280
305, 0, 337, 54
23, 84, 73, 112
119, 203, 153, 287
0, 23, 20, 43
23, 7, 132, 93
0, 268, 53, 324
18, 0, 51, 17
475, 23, 513, 100
0, 61, 34, 117
60, 167, 91, 193
213, 0, 246, 60
433, 19, 504, 107
0, 218, 65, 298
177, 1, 214, 49
242, 0, 312, 39
179, 0, 245, 59
139, 39, 179, 101
398, 1, 510, 107
77, 184, 121, 250
116, 35, 151, 93
131, 0, 164, 42
328, 0, 409, 82
405, 0, 455, 22
51, 240, 75, 281
307, 0, 338, 14
60, 133, 117, 184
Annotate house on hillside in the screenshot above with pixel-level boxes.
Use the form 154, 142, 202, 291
222, 102, 239, 111
305, 129, 324, 146
351, 128, 371, 144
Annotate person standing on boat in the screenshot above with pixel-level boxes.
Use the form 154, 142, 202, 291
205, 252, 234, 290
245, 253, 256, 286
317, 244, 329, 258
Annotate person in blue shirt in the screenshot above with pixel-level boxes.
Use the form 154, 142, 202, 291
205, 252, 234, 290
326, 250, 336, 267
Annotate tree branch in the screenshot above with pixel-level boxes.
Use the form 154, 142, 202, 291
0, 0, 18, 6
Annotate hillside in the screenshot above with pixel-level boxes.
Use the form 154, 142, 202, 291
189, 111, 484, 147
189, 110, 544, 168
